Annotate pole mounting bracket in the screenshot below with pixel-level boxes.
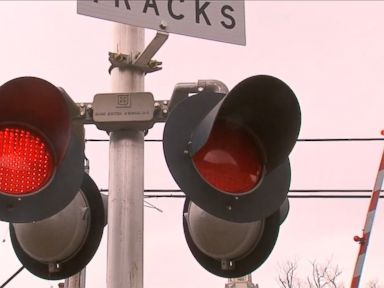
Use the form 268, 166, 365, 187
108, 31, 169, 74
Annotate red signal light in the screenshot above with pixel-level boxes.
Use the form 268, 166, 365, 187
192, 119, 264, 194
0, 77, 86, 223
0, 126, 54, 195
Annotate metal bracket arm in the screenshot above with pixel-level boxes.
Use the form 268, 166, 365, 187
134, 31, 169, 67
168, 80, 228, 113
108, 31, 169, 74
75, 103, 94, 125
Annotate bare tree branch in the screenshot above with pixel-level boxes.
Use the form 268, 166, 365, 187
277, 259, 343, 288
277, 261, 299, 288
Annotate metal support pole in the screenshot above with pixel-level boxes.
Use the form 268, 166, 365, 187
107, 24, 145, 288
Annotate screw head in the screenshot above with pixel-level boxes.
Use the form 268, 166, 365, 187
159, 20, 168, 30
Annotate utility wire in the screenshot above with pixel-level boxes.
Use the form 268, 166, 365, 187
144, 194, 384, 199
86, 137, 384, 143
100, 189, 384, 199
0, 266, 24, 288
143, 189, 383, 193
297, 138, 384, 142
99, 189, 383, 193
143, 194, 384, 199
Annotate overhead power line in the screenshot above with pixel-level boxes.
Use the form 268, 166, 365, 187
100, 189, 384, 199
143, 195, 384, 199
0, 266, 24, 288
143, 189, 383, 193
86, 137, 384, 143
297, 138, 384, 142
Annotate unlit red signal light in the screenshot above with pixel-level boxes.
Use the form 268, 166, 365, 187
0, 126, 54, 195
164, 76, 301, 277
163, 75, 300, 223
192, 119, 264, 194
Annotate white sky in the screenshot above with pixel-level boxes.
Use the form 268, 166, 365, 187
1, 1, 384, 288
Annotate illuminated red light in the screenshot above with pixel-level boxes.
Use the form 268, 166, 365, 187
0, 126, 54, 195
192, 119, 264, 194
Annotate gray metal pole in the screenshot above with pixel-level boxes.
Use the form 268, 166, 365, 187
64, 270, 86, 288
107, 24, 145, 288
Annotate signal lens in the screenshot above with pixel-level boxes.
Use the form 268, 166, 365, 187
0, 127, 54, 195
192, 119, 264, 194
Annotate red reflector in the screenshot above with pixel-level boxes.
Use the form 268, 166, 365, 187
192, 119, 264, 194
0, 127, 54, 195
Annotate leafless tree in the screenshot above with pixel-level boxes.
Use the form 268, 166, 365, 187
277, 260, 343, 288
306, 260, 343, 288
278, 260, 301, 288
366, 279, 383, 288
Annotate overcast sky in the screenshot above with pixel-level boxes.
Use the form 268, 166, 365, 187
1, 1, 384, 288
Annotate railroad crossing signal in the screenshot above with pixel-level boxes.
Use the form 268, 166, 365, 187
0, 77, 105, 280
163, 75, 301, 276
0, 77, 85, 223
0, 74, 301, 281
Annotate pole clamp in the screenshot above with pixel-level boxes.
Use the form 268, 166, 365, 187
108, 31, 169, 74
108, 52, 162, 74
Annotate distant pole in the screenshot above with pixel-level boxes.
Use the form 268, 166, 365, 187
65, 159, 90, 288
225, 275, 257, 288
351, 149, 384, 288
64, 270, 86, 288
107, 23, 145, 288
